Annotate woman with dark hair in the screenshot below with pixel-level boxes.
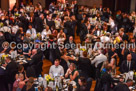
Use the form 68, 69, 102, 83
21, 77, 35, 91
15, 27, 24, 43
76, 77, 87, 91
15, 65, 27, 80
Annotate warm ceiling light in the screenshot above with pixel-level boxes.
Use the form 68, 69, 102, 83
9, 0, 16, 9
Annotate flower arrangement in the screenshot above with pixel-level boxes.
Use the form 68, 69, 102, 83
0, 54, 8, 65
0, 22, 3, 27
14, 13, 20, 17
45, 75, 54, 85
79, 48, 86, 51
1, 54, 8, 60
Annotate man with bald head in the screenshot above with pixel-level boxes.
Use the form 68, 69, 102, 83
120, 54, 136, 73
29, 49, 38, 66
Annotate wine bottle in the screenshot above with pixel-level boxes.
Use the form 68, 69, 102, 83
56, 84, 59, 91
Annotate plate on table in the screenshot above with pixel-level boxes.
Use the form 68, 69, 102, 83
22, 60, 27, 63
19, 62, 23, 64
19, 58, 23, 60
17, 60, 22, 62
27, 58, 31, 61
115, 75, 120, 78
65, 79, 70, 82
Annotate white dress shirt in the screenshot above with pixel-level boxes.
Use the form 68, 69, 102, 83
91, 54, 107, 67
100, 36, 110, 43
49, 65, 64, 77
41, 29, 51, 40
26, 28, 37, 39
11, 25, 19, 34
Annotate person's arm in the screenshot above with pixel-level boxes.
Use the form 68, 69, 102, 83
65, 68, 71, 78
91, 57, 97, 64
69, 71, 79, 81
49, 66, 53, 76
68, 56, 76, 61
60, 67, 64, 76
63, 33, 66, 40
23, 49, 31, 56
33, 29, 37, 38
1, 48, 6, 53
111, 53, 118, 58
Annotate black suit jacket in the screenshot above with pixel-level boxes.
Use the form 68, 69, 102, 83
121, 60, 136, 73
122, 34, 128, 41
114, 83, 130, 91
74, 4, 78, 14
6, 61, 18, 83
29, 50, 43, 66
34, 17, 44, 32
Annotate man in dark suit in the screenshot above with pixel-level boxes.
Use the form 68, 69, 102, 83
4, 57, 18, 91
74, 0, 78, 15
0, 67, 9, 91
34, 14, 44, 32
98, 4, 103, 12
30, 49, 43, 66
80, 20, 88, 43
120, 54, 136, 73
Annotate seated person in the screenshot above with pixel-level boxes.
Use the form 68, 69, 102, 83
21, 77, 35, 91
76, 77, 87, 91
57, 29, 66, 43
114, 79, 133, 91
41, 25, 51, 40
0, 41, 11, 53
49, 59, 64, 77
13, 73, 26, 91
29, 49, 43, 66
120, 54, 136, 73
65, 63, 79, 84
26, 24, 37, 40
23, 42, 31, 57
15, 65, 28, 80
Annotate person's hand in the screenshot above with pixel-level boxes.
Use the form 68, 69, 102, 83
2, 63, 7, 67
114, 53, 117, 56
67, 68, 72, 75
4, 48, 7, 51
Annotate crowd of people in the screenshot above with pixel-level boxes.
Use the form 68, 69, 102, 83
0, 0, 136, 91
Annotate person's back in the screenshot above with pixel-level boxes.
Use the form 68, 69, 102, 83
114, 83, 130, 91
6, 61, 18, 83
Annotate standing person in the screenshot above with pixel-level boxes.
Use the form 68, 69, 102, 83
4, 57, 18, 91
74, 0, 78, 15
91, 50, 107, 79
34, 14, 44, 32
